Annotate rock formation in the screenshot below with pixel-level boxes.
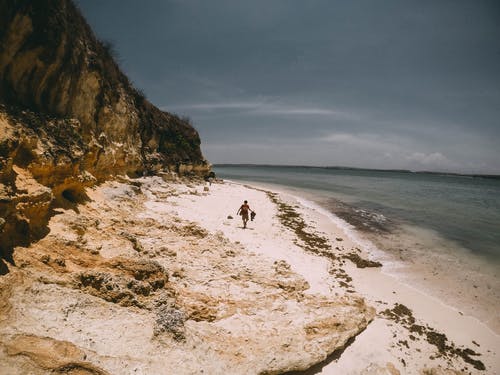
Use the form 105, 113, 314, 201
0, 178, 375, 374
0, 0, 210, 270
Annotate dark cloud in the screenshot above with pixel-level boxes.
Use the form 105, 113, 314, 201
77, 0, 500, 173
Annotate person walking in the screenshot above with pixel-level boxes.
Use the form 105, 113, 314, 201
237, 200, 254, 229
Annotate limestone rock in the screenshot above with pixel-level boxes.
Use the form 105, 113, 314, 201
0, 179, 375, 374
0, 0, 212, 266
2, 334, 109, 374
75, 258, 169, 307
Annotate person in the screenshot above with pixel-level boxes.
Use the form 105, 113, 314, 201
207, 171, 215, 186
237, 200, 254, 229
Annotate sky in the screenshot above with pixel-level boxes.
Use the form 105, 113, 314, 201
77, 0, 500, 174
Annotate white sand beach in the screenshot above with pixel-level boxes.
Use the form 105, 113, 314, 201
2, 1, 499, 374
1, 176, 498, 374
170, 178, 499, 374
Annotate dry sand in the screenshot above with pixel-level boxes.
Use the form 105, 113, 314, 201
1, 176, 498, 374
170, 179, 499, 374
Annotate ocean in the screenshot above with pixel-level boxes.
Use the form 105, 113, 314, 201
214, 164, 500, 327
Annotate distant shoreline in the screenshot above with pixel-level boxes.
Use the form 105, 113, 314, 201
213, 163, 500, 180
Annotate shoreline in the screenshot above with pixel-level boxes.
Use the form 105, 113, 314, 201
1, 176, 498, 374
292, 192, 500, 337
170, 178, 498, 373
222, 177, 500, 336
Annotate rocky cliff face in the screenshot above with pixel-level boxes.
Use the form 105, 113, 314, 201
0, 0, 210, 271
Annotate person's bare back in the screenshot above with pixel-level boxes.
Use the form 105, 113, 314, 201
237, 200, 253, 229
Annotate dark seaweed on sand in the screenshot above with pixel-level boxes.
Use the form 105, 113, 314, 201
381, 303, 485, 371
342, 252, 382, 268
266, 192, 332, 256
266, 191, 355, 289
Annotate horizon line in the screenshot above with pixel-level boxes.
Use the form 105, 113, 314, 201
212, 163, 500, 179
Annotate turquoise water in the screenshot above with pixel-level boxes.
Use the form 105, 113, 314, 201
214, 165, 500, 262
214, 165, 500, 326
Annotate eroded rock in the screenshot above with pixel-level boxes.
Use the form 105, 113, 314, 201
0, 179, 376, 374
0, 0, 210, 268
3, 334, 109, 374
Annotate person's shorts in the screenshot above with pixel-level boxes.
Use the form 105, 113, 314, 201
241, 212, 249, 220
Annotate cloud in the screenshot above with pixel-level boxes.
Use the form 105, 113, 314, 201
322, 133, 360, 143
257, 107, 343, 116
406, 152, 447, 164
321, 132, 399, 150
405, 152, 458, 170
175, 102, 262, 110
319, 133, 464, 171
168, 100, 352, 118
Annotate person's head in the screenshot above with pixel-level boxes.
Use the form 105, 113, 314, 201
244, 200, 248, 204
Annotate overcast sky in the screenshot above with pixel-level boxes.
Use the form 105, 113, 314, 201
77, 0, 500, 174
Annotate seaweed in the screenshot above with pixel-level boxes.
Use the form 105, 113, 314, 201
381, 303, 485, 371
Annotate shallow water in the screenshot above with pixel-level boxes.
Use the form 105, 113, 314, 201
215, 165, 500, 259
215, 165, 500, 329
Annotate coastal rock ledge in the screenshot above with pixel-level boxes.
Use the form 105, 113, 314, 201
0, 178, 375, 374
0, 0, 210, 270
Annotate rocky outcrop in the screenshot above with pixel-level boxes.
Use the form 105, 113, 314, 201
0, 0, 208, 176
2, 335, 110, 375
0, 178, 375, 374
0, 0, 210, 269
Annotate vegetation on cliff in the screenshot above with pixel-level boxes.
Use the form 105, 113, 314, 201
0, 0, 209, 272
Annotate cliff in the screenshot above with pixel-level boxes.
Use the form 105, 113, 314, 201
0, 0, 210, 271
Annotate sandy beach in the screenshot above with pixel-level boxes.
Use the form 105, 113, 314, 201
2, 1, 499, 374
169, 178, 499, 374
1, 176, 498, 374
